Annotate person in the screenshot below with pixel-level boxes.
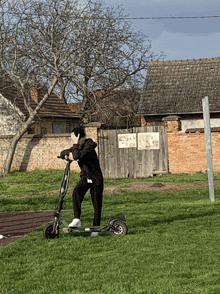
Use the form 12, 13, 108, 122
60, 127, 103, 237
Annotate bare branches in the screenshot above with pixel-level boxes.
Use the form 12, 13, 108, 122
0, 0, 158, 122
61, 0, 156, 116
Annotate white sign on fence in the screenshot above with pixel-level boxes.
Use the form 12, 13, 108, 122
118, 134, 137, 148
138, 132, 160, 150
118, 132, 160, 149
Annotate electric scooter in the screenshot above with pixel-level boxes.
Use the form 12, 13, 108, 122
43, 156, 128, 239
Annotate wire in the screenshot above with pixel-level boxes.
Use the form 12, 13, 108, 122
123, 16, 220, 20
0, 10, 219, 20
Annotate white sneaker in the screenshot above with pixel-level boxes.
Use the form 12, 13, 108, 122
68, 218, 81, 227
91, 232, 99, 237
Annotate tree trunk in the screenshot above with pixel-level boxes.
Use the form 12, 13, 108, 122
3, 121, 31, 176
2, 76, 58, 176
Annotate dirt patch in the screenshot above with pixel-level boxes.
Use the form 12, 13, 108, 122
104, 180, 220, 194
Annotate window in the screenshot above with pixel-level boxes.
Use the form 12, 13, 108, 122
53, 122, 63, 133
41, 127, 47, 135
27, 127, 35, 134
66, 123, 72, 133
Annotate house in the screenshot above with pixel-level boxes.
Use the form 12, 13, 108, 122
0, 81, 80, 135
138, 57, 220, 132
137, 57, 220, 174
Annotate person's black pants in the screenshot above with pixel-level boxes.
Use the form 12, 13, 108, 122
72, 178, 103, 226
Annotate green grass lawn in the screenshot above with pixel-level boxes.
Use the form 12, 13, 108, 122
0, 171, 220, 293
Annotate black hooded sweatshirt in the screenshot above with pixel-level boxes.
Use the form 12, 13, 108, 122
61, 138, 103, 185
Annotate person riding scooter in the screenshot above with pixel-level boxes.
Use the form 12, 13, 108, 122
60, 127, 103, 237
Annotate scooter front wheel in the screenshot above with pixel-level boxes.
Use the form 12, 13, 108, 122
43, 223, 58, 239
110, 220, 128, 235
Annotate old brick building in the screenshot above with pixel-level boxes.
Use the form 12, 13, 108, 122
138, 57, 220, 128
138, 57, 220, 173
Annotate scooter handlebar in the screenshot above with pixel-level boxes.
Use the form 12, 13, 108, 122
57, 155, 73, 162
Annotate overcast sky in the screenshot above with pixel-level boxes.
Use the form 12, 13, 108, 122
102, 0, 220, 61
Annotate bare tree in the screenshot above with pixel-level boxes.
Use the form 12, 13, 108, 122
0, 0, 157, 176
59, 0, 157, 117
0, 0, 91, 175
83, 88, 141, 128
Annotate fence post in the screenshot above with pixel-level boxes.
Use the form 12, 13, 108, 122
202, 96, 215, 202
84, 122, 103, 153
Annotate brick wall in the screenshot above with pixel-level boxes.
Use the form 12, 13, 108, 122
84, 122, 101, 143
166, 118, 220, 174
0, 123, 101, 173
0, 134, 80, 172
4, 118, 219, 175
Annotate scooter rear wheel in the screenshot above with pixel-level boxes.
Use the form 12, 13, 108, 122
43, 224, 57, 239
110, 220, 128, 235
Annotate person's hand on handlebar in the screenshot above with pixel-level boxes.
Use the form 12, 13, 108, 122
58, 151, 69, 160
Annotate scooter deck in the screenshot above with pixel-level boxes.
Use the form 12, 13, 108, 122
63, 225, 109, 234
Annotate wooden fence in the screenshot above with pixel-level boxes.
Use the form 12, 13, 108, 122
98, 126, 168, 178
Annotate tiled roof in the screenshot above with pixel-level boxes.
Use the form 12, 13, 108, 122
68, 89, 140, 116
138, 57, 220, 116
0, 81, 79, 118
68, 102, 83, 114
35, 90, 79, 118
